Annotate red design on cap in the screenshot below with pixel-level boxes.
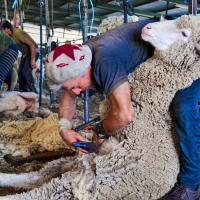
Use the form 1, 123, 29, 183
53, 44, 81, 62
46, 58, 49, 63
57, 63, 69, 68
79, 55, 85, 61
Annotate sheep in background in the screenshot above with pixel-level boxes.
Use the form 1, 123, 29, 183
0, 91, 52, 117
0, 15, 200, 200
98, 15, 138, 33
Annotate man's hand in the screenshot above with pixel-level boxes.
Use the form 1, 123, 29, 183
30, 60, 37, 68
59, 128, 88, 153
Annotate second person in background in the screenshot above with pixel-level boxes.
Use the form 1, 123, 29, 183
2, 20, 39, 94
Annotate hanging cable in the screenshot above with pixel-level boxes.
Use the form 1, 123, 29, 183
51, 0, 54, 36
12, 0, 18, 8
78, 0, 82, 34
78, 0, 94, 38
12, 0, 19, 28
89, 0, 94, 38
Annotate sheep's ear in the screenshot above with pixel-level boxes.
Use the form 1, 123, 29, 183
159, 15, 165, 21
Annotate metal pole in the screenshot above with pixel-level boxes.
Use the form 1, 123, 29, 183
0, 0, 3, 22
44, 0, 54, 105
38, 0, 44, 116
165, 0, 169, 17
123, 1, 128, 23
188, 0, 197, 16
82, 0, 88, 43
82, 0, 90, 123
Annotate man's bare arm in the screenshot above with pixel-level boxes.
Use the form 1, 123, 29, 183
24, 38, 37, 68
58, 90, 87, 150
103, 81, 134, 134
58, 90, 77, 121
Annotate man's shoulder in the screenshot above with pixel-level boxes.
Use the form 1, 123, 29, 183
13, 28, 23, 37
14, 28, 23, 33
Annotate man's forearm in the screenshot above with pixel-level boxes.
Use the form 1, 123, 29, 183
58, 90, 77, 121
102, 113, 132, 135
24, 38, 36, 64
99, 82, 134, 135
30, 45, 36, 62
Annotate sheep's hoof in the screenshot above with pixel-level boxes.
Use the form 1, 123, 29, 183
0, 83, 8, 98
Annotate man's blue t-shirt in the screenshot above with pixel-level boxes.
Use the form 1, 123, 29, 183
84, 18, 158, 97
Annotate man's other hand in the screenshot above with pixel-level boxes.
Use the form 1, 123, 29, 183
30, 60, 37, 68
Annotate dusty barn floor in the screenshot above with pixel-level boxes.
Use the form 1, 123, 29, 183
0, 78, 104, 196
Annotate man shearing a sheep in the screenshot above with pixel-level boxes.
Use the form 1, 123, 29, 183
45, 18, 200, 200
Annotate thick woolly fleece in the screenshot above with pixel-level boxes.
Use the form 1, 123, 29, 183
1, 15, 200, 200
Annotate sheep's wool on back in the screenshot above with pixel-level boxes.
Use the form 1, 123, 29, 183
95, 15, 200, 200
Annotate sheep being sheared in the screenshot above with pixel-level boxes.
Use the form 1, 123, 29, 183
0, 91, 52, 117
0, 15, 200, 200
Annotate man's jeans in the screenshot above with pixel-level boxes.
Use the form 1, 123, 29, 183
18, 52, 39, 94
173, 78, 200, 188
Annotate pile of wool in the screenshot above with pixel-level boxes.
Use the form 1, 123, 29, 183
0, 114, 65, 158
98, 15, 138, 33
0, 92, 103, 159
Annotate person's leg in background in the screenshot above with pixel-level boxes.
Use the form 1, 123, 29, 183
22, 52, 39, 94
18, 55, 28, 92
0, 45, 18, 96
161, 78, 200, 200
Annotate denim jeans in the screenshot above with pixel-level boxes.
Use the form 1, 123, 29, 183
173, 78, 200, 188
18, 52, 39, 94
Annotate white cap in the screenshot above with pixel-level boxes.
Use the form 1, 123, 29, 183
45, 44, 92, 84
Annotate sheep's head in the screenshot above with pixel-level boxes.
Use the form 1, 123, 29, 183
141, 15, 200, 66
141, 16, 192, 51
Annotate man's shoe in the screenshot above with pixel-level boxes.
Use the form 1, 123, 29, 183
0, 83, 8, 98
159, 184, 200, 200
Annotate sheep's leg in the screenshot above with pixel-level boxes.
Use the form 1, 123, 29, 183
0, 196, 15, 200
0, 158, 75, 189
0, 173, 41, 187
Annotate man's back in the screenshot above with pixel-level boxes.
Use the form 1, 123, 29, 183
12, 28, 38, 55
84, 18, 158, 96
